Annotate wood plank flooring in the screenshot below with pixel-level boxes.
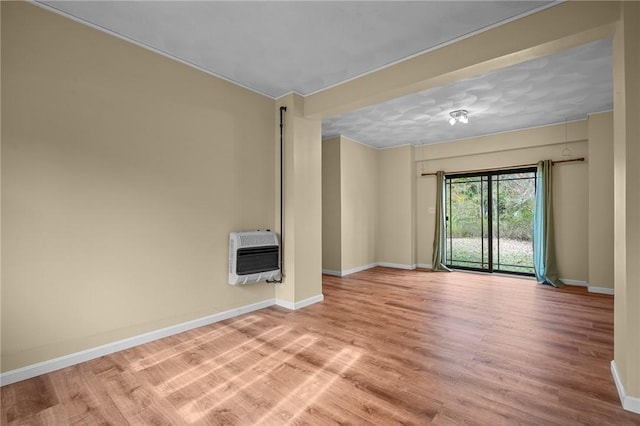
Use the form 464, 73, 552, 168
2, 267, 640, 425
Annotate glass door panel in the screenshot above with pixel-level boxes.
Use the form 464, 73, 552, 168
491, 172, 535, 274
445, 169, 535, 275
445, 175, 489, 270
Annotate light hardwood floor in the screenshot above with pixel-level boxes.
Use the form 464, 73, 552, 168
2, 267, 639, 425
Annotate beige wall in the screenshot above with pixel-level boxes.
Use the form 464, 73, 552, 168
322, 138, 416, 273
613, 2, 640, 402
275, 94, 323, 305
312, 0, 636, 409
312, 0, 638, 406
416, 121, 589, 282
340, 137, 379, 271
1, 2, 276, 371
326, 121, 595, 281
588, 112, 614, 289
321, 137, 342, 272
321, 136, 378, 273
4, 0, 638, 405
377, 145, 416, 267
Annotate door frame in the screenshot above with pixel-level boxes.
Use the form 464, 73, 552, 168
444, 167, 537, 276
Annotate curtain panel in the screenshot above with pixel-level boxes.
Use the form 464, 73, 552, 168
533, 160, 563, 287
432, 171, 451, 272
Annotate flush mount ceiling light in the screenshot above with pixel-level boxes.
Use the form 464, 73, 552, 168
449, 109, 469, 126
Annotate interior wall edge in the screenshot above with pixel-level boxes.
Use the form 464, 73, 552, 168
611, 360, 640, 414
274, 294, 324, 311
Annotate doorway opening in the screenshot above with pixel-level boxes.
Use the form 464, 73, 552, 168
444, 168, 536, 275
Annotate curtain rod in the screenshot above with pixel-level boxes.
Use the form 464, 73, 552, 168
420, 157, 585, 177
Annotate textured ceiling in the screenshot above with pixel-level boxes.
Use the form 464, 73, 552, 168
323, 39, 613, 148
35, 1, 612, 149
38, 1, 552, 98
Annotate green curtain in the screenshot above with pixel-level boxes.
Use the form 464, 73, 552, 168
533, 160, 563, 287
432, 171, 451, 272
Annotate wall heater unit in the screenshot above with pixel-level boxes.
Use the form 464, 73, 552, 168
229, 231, 280, 285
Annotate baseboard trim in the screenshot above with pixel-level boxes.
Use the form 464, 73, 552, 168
341, 263, 378, 276
0, 298, 277, 387
588, 286, 615, 295
275, 294, 324, 310
417, 263, 433, 269
376, 262, 417, 270
322, 263, 378, 277
323, 262, 421, 277
560, 279, 615, 295
611, 360, 640, 414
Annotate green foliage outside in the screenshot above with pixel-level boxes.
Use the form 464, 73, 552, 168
447, 173, 535, 241
445, 172, 535, 273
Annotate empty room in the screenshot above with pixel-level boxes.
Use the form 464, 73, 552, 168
1, 1, 639, 424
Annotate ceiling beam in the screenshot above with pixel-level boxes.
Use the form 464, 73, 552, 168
304, 1, 620, 120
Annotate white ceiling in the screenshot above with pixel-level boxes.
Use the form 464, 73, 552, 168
323, 39, 613, 147
36, 1, 613, 148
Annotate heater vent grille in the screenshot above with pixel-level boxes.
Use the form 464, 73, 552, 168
239, 233, 277, 247
229, 231, 279, 285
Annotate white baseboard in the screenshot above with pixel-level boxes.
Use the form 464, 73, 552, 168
275, 294, 324, 310
0, 298, 278, 387
322, 263, 377, 277
560, 279, 614, 295
323, 262, 421, 277
376, 262, 417, 270
588, 286, 615, 295
417, 263, 433, 269
611, 360, 640, 414
341, 263, 378, 276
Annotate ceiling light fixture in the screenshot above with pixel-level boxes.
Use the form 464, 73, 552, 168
449, 109, 469, 126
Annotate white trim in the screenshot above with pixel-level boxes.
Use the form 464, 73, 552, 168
588, 286, 615, 295
324, 262, 424, 277
275, 294, 324, 310
611, 360, 640, 414
274, 90, 306, 101
30, 1, 275, 100
561, 279, 588, 287
565, 280, 616, 295
0, 298, 275, 387
377, 143, 415, 151
549, 279, 614, 294
376, 262, 417, 270
31, 1, 557, 101
341, 135, 381, 151
303, 2, 559, 97
413, 118, 588, 150
342, 263, 378, 276
586, 109, 614, 118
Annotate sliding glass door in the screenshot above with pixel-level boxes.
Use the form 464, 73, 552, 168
445, 175, 490, 270
445, 169, 536, 275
